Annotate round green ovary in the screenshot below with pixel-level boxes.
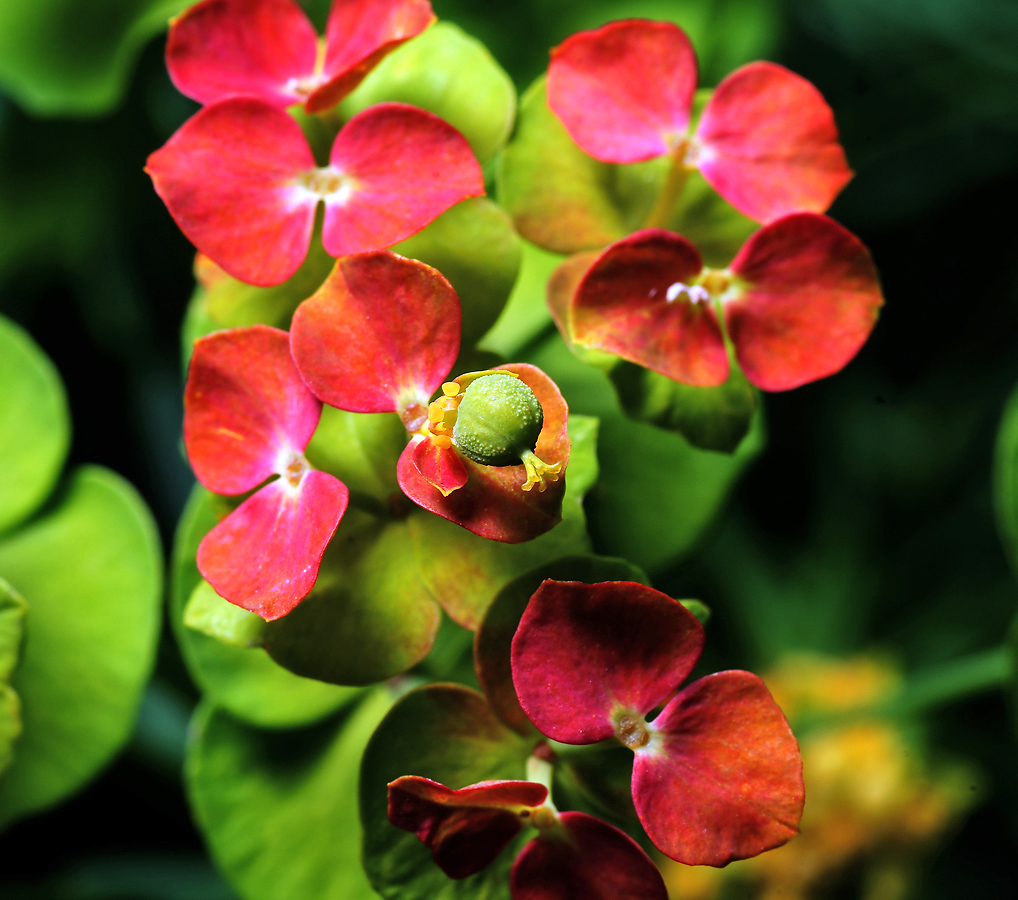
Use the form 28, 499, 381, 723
453, 374, 544, 467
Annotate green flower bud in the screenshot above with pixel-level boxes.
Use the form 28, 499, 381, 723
452, 373, 544, 467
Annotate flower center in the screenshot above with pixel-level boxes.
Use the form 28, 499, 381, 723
665, 282, 711, 304
297, 166, 355, 203
282, 452, 309, 489
614, 713, 651, 750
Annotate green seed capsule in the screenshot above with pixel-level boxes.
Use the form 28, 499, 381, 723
452, 373, 544, 467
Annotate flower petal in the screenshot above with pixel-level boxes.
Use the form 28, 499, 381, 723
308, 0, 435, 112
146, 99, 317, 286
695, 61, 853, 223
396, 364, 569, 543
184, 325, 323, 495
511, 580, 704, 744
632, 670, 804, 866
323, 103, 484, 257
166, 0, 318, 108
510, 812, 668, 900
413, 438, 469, 496
290, 250, 460, 414
388, 775, 547, 879
547, 20, 697, 164
725, 213, 883, 391
570, 230, 728, 387
196, 471, 350, 620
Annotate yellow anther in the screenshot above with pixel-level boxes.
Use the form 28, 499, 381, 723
431, 433, 453, 449
520, 449, 562, 493
442, 382, 461, 397
428, 402, 445, 424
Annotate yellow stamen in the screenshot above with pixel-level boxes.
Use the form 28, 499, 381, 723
520, 449, 562, 493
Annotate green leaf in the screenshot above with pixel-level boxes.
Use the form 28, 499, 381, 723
475, 555, 649, 736
0, 0, 189, 116
171, 486, 361, 729
0, 315, 70, 536
0, 466, 161, 826
679, 599, 712, 625
339, 21, 516, 165
609, 360, 758, 454
393, 198, 521, 349
263, 508, 441, 685
184, 580, 267, 649
994, 377, 1018, 580
406, 414, 599, 630
188, 690, 392, 900
0, 579, 27, 778
360, 683, 533, 900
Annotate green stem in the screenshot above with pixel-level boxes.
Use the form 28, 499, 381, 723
643, 146, 692, 231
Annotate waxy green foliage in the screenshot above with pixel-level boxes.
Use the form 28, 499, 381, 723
0, 581, 27, 778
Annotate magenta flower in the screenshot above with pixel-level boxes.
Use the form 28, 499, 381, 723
166, 0, 435, 113
511, 580, 804, 866
547, 19, 852, 223
183, 325, 349, 620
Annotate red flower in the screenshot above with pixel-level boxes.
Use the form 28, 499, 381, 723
511, 580, 804, 866
388, 776, 668, 900
551, 213, 884, 391
167, 0, 435, 113
183, 325, 349, 620
289, 251, 570, 542
547, 19, 852, 223
146, 99, 483, 286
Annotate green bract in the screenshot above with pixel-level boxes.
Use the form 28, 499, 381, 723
0, 580, 27, 778
453, 373, 544, 466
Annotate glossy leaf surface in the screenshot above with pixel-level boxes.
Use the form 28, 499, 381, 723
0, 580, 26, 777
0, 467, 161, 827
0, 315, 69, 535
511, 581, 705, 744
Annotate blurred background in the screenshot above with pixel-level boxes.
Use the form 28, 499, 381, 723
1, 0, 1017, 896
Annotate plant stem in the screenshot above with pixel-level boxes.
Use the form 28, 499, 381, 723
643, 144, 692, 231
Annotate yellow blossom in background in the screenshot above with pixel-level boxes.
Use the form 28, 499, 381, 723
660, 654, 978, 900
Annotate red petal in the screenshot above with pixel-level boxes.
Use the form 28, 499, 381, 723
413, 438, 469, 496
307, 0, 435, 112
166, 0, 317, 108
511, 581, 704, 744
396, 364, 569, 543
695, 61, 853, 223
725, 213, 883, 391
547, 20, 697, 164
290, 250, 460, 413
388, 775, 547, 879
184, 325, 322, 494
196, 471, 349, 620
632, 670, 804, 866
571, 230, 728, 387
146, 99, 316, 286
510, 812, 668, 900
323, 103, 484, 257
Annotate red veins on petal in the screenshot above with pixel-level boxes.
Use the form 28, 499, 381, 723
695, 62, 853, 223
510, 812, 668, 900
184, 326, 322, 494
547, 19, 697, 164
166, 0, 434, 112
632, 670, 804, 866
725, 213, 883, 391
322, 103, 484, 258
166, 0, 318, 108
314, 0, 436, 112
570, 230, 729, 387
511, 581, 705, 744
413, 438, 469, 496
146, 99, 317, 286
290, 250, 461, 413
396, 364, 570, 543
197, 471, 349, 620
388, 776, 548, 879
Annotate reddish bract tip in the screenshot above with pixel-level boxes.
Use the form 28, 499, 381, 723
166, 0, 318, 108
547, 19, 697, 164
146, 99, 317, 286
725, 213, 883, 391
388, 776, 548, 879
632, 670, 804, 866
311, 0, 436, 112
510, 811, 668, 900
197, 471, 349, 620
570, 230, 729, 387
396, 364, 570, 543
695, 61, 853, 223
413, 437, 469, 496
511, 580, 705, 744
184, 325, 323, 495
322, 103, 485, 258
290, 250, 461, 413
